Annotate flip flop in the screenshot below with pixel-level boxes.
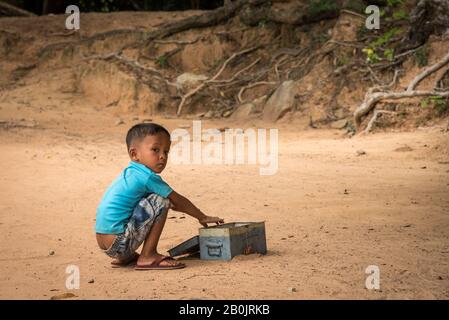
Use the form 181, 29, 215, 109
111, 253, 139, 268
135, 255, 186, 271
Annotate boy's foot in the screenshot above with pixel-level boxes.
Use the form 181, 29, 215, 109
135, 254, 185, 270
111, 252, 140, 268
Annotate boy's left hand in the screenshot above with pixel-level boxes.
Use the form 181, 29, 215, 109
198, 215, 225, 228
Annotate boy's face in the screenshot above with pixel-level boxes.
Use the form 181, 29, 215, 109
129, 132, 171, 173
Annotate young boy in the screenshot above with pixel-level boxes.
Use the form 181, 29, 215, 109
95, 123, 224, 270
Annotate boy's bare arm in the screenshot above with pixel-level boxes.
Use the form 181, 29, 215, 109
168, 191, 224, 227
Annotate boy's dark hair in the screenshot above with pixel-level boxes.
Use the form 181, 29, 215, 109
126, 123, 171, 151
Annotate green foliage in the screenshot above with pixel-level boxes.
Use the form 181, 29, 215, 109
392, 10, 409, 20
258, 19, 267, 28
414, 46, 429, 67
346, 122, 356, 135
357, 0, 409, 66
356, 24, 368, 40
78, 0, 117, 12
336, 55, 350, 67
430, 96, 449, 116
370, 27, 403, 48
156, 55, 168, 68
421, 96, 449, 116
420, 98, 429, 108
341, 0, 365, 14
317, 32, 330, 43
362, 48, 380, 64
307, 0, 338, 16
383, 49, 394, 61
386, 0, 404, 7
212, 58, 222, 68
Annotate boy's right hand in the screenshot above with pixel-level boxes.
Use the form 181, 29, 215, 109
198, 215, 225, 228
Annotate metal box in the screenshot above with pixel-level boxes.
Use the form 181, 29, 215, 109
167, 235, 199, 258
199, 222, 267, 260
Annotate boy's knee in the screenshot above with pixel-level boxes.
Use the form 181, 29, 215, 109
145, 193, 171, 211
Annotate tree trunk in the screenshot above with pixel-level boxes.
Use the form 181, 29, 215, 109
398, 0, 449, 52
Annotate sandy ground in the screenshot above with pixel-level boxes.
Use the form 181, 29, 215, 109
1, 90, 449, 300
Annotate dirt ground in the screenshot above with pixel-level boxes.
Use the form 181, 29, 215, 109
1, 94, 449, 300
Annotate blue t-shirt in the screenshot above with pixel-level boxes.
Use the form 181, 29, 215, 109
95, 161, 173, 234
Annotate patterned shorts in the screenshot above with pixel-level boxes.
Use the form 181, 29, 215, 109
104, 193, 171, 261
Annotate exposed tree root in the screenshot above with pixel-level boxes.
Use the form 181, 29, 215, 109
138, 0, 269, 49
176, 45, 260, 116
406, 53, 449, 92
364, 110, 397, 134
354, 53, 449, 131
238, 81, 276, 104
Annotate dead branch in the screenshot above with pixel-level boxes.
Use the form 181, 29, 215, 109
176, 46, 260, 116
238, 81, 276, 104
406, 52, 449, 92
